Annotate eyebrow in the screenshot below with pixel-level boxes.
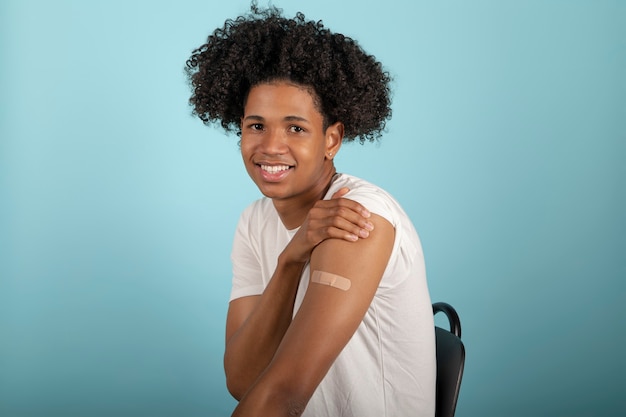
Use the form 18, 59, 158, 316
284, 115, 309, 123
243, 115, 310, 123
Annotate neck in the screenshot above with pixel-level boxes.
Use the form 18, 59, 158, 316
273, 167, 337, 230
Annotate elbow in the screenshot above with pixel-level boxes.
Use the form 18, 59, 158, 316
237, 379, 309, 416
227, 365, 312, 415
224, 351, 247, 400
225, 374, 246, 401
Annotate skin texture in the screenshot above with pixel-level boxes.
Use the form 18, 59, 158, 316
225, 82, 395, 416
239, 82, 343, 229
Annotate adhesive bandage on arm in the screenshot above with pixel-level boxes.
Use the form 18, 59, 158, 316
311, 270, 351, 291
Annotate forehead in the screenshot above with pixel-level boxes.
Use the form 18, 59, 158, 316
244, 82, 323, 118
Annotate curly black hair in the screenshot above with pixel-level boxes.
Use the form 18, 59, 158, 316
185, 4, 392, 143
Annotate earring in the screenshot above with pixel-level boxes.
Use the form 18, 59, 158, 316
327, 152, 333, 158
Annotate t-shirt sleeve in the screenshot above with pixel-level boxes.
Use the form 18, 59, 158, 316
343, 186, 397, 228
229, 206, 265, 302
331, 177, 416, 291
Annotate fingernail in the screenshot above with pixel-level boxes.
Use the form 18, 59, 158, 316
359, 229, 370, 238
364, 222, 374, 231
348, 234, 359, 241
362, 209, 370, 218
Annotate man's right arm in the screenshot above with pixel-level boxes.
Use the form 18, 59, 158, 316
224, 255, 306, 400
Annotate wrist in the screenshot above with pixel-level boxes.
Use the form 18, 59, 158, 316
277, 251, 307, 272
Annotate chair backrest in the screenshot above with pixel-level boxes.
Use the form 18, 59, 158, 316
433, 302, 465, 417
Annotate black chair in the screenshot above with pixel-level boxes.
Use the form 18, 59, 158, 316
433, 302, 465, 417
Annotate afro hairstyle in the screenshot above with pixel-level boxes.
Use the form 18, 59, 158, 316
185, 4, 392, 143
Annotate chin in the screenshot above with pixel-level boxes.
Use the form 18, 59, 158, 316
255, 184, 288, 199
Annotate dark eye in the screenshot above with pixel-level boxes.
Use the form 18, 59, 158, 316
250, 123, 264, 131
289, 125, 305, 133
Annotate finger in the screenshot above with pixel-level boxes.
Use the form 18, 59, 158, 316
310, 214, 373, 242
307, 223, 359, 243
317, 197, 371, 219
324, 223, 369, 241
326, 213, 374, 238
331, 187, 350, 199
309, 206, 373, 235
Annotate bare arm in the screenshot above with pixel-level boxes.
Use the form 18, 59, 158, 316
224, 257, 304, 400
224, 189, 374, 399
231, 213, 395, 416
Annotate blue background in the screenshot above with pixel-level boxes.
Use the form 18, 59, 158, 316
1, 0, 624, 416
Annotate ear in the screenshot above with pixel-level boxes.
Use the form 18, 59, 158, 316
325, 122, 344, 160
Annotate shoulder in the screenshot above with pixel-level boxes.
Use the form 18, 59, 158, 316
327, 173, 401, 227
328, 174, 425, 285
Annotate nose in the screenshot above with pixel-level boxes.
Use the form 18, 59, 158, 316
260, 128, 288, 155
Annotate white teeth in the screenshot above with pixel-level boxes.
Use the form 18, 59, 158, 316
261, 165, 290, 173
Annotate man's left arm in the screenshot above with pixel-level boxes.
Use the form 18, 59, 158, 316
231, 213, 395, 417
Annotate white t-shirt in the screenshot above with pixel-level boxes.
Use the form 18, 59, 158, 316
230, 173, 436, 417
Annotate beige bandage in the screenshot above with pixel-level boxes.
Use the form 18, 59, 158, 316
311, 270, 352, 291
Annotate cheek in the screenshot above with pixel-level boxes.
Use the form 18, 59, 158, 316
239, 138, 254, 158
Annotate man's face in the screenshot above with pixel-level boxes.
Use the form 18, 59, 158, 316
240, 82, 339, 203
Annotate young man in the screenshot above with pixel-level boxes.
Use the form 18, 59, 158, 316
186, 6, 436, 417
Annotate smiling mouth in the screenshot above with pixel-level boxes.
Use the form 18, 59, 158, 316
259, 164, 293, 173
